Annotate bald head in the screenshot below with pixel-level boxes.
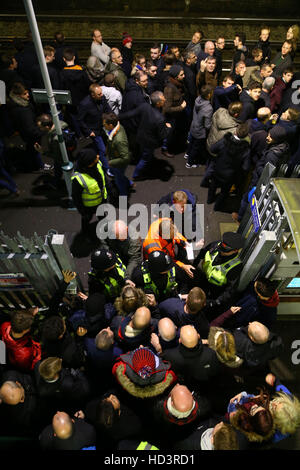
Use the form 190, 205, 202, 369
204, 41, 215, 55
113, 220, 128, 241
180, 325, 199, 348
52, 411, 73, 439
248, 321, 269, 344
132, 307, 151, 330
170, 384, 194, 413
158, 318, 177, 341
0, 381, 25, 405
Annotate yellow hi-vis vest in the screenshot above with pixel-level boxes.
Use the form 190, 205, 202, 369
141, 263, 177, 297
88, 256, 126, 298
72, 162, 107, 207
202, 249, 241, 286
136, 441, 159, 450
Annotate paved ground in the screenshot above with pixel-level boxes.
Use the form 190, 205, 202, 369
1, 147, 300, 450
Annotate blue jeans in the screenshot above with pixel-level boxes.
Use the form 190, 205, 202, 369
110, 166, 131, 196
133, 148, 154, 178
0, 139, 17, 193
94, 136, 110, 172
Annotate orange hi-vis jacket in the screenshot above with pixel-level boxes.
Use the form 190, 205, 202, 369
142, 218, 187, 268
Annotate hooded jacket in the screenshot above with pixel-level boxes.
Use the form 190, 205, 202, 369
190, 96, 213, 139
210, 132, 251, 183
207, 107, 240, 151
233, 326, 284, 368
0, 322, 41, 372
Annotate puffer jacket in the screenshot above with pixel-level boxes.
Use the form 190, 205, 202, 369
207, 107, 240, 151
190, 96, 213, 139
0, 322, 41, 372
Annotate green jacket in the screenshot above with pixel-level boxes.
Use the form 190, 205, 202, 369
106, 123, 131, 168
104, 62, 127, 93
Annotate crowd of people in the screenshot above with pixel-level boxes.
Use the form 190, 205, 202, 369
0, 23, 300, 451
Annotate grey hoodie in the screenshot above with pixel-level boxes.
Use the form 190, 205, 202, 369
190, 96, 213, 140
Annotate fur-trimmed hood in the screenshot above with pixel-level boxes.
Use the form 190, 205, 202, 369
230, 408, 275, 443
208, 326, 244, 369
9, 91, 30, 107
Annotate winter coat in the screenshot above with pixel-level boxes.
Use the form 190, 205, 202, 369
8, 91, 42, 144
255, 39, 272, 62
207, 107, 240, 151
163, 77, 186, 118
190, 96, 213, 139
233, 326, 284, 368
0, 322, 41, 372
39, 417, 96, 450
83, 337, 123, 372
209, 132, 251, 183
119, 102, 168, 149
120, 79, 151, 133
162, 342, 220, 382
60, 65, 90, 106
239, 89, 262, 122
104, 61, 127, 93
77, 94, 112, 136
251, 141, 290, 187
105, 123, 131, 168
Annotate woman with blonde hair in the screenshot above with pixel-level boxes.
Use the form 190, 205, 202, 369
266, 373, 300, 442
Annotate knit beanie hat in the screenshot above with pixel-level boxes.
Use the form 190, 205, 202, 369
269, 125, 287, 144
169, 64, 183, 78
221, 232, 245, 251
122, 32, 133, 46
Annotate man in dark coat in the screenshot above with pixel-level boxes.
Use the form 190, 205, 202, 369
213, 74, 241, 111
158, 325, 220, 384
119, 90, 170, 180
39, 411, 97, 450
158, 287, 210, 338
151, 383, 211, 444
31, 45, 60, 90
8, 82, 44, 171
207, 123, 251, 211
271, 40, 293, 79
182, 50, 197, 120
232, 321, 284, 369
239, 81, 264, 122
0, 370, 40, 436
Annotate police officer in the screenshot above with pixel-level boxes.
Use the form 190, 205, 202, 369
71, 148, 109, 236
88, 248, 126, 300
131, 250, 181, 304
192, 232, 245, 317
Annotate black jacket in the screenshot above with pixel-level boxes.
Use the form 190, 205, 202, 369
60, 65, 90, 106
239, 90, 263, 122
251, 141, 290, 187
210, 132, 251, 184
32, 62, 61, 90
120, 79, 151, 133
233, 326, 284, 367
162, 342, 220, 382
8, 94, 42, 144
77, 94, 112, 136
39, 417, 96, 450
119, 102, 169, 150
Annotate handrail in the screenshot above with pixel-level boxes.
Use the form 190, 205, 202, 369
0, 14, 299, 23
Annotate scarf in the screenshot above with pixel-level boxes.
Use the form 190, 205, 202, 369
261, 290, 280, 308
166, 396, 195, 419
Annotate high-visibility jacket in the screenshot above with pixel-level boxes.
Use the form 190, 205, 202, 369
88, 255, 126, 298
136, 441, 159, 450
72, 162, 107, 207
202, 249, 242, 286
141, 262, 177, 297
143, 218, 187, 268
